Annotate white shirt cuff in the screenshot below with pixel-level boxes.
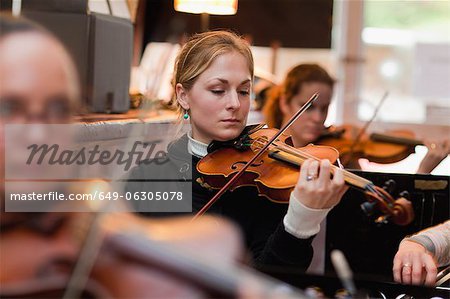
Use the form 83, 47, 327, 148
283, 191, 331, 239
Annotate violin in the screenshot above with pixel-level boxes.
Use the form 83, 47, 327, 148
316, 125, 423, 166
197, 126, 414, 226
0, 212, 307, 299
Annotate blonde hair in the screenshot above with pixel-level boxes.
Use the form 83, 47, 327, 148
263, 63, 335, 128
172, 30, 254, 118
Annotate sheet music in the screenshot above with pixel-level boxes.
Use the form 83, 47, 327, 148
413, 43, 450, 99
108, 0, 131, 20
88, 0, 110, 15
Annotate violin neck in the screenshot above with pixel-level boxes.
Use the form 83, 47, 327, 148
341, 169, 372, 190
269, 149, 372, 191
369, 133, 423, 146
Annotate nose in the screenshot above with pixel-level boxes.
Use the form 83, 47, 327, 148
226, 91, 240, 110
27, 102, 46, 122
310, 108, 325, 123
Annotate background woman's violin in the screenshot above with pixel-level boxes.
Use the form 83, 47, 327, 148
197, 126, 414, 226
316, 125, 424, 167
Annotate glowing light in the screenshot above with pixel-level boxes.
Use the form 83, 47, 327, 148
174, 0, 238, 15
380, 59, 400, 79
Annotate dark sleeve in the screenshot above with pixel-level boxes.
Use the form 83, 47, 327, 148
123, 164, 150, 214
222, 188, 314, 271
123, 162, 185, 218
254, 222, 314, 270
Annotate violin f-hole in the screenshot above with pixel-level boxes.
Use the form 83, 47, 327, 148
232, 160, 264, 169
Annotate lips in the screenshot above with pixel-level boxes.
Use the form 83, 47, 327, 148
303, 127, 322, 138
221, 119, 240, 123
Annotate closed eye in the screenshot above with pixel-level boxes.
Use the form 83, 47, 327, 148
211, 90, 225, 95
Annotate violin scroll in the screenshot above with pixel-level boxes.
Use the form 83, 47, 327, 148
362, 183, 414, 226
390, 197, 415, 226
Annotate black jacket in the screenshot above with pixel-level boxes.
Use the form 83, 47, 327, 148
125, 134, 314, 270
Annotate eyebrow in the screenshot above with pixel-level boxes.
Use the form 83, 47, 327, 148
210, 78, 252, 85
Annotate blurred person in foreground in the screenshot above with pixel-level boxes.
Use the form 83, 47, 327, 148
0, 14, 250, 298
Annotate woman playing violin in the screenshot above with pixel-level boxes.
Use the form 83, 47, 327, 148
263, 64, 334, 150
126, 31, 348, 270
263, 63, 449, 173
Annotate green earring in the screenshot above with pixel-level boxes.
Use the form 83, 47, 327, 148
183, 111, 189, 119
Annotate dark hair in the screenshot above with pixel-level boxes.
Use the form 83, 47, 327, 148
263, 63, 335, 128
0, 13, 47, 38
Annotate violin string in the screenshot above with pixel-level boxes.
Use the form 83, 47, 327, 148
251, 134, 400, 221
273, 139, 395, 209
278, 143, 374, 188
367, 184, 394, 205
251, 138, 373, 189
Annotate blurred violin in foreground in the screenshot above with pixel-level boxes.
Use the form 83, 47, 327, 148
0, 212, 307, 298
317, 125, 424, 167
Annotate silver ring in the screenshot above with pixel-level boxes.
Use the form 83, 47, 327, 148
402, 263, 412, 268
306, 175, 315, 181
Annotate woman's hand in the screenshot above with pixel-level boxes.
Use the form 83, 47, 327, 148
293, 159, 348, 209
417, 139, 450, 174
392, 240, 438, 286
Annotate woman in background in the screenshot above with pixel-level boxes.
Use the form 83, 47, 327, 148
263, 64, 334, 149
262, 63, 449, 172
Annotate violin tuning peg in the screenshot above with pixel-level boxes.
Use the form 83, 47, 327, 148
399, 191, 410, 200
360, 201, 377, 216
382, 179, 396, 195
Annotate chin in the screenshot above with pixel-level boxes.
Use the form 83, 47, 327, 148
302, 133, 319, 145
215, 127, 243, 142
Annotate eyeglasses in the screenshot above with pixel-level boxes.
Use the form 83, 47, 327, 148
0, 97, 75, 123
0, 212, 68, 236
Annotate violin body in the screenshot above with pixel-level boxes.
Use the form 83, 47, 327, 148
317, 125, 423, 165
197, 128, 339, 203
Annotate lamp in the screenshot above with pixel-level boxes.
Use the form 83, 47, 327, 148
174, 0, 238, 31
